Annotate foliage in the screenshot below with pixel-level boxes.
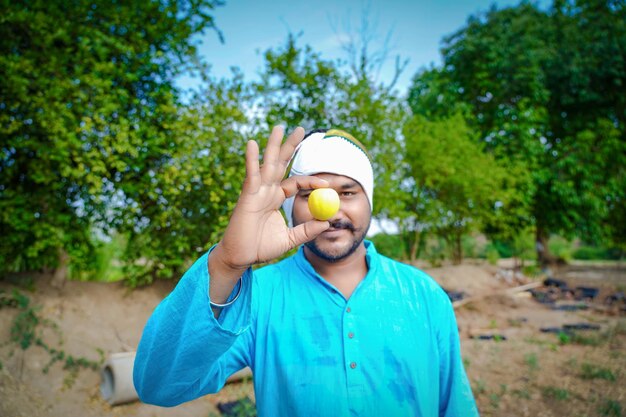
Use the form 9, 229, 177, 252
411, 0, 626, 263
579, 362, 616, 381
548, 236, 573, 263
0, 0, 224, 280
368, 233, 407, 261
541, 386, 570, 401
119, 74, 250, 286
573, 245, 623, 260
599, 399, 623, 417
402, 113, 508, 263
0, 289, 104, 388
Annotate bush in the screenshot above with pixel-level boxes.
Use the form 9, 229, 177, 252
573, 245, 622, 260
369, 233, 407, 260
548, 236, 573, 262
485, 246, 500, 265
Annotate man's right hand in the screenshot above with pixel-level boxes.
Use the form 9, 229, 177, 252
208, 126, 331, 308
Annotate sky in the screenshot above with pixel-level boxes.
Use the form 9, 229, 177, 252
178, 0, 529, 95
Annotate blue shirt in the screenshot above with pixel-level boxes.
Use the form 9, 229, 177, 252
134, 241, 478, 416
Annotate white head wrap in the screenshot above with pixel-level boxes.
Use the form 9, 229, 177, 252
282, 129, 374, 226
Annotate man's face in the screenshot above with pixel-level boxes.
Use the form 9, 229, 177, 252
292, 173, 371, 262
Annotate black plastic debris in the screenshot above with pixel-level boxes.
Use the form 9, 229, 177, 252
217, 397, 257, 417
443, 288, 466, 302
543, 278, 568, 289
540, 327, 570, 334
604, 292, 625, 306
471, 334, 507, 341
574, 286, 599, 301
562, 323, 601, 331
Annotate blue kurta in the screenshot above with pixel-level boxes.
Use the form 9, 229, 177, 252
134, 241, 478, 416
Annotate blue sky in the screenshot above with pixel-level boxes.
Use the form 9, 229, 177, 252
179, 0, 531, 94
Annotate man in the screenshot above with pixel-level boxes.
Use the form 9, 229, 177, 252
134, 126, 479, 416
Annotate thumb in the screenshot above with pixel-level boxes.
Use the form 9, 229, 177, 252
288, 220, 330, 248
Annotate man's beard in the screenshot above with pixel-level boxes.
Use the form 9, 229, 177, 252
304, 219, 370, 262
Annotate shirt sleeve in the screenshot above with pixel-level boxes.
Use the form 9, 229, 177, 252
133, 250, 254, 407
437, 292, 480, 417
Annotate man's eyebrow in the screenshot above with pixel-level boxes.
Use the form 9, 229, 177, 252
340, 181, 359, 189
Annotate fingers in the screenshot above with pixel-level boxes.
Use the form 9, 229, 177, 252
244, 140, 260, 192
289, 220, 330, 248
281, 175, 329, 198
278, 126, 305, 167
262, 125, 285, 167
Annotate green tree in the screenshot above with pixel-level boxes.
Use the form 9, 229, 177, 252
403, 113, 508, 263
0, 0, 224, 280
411, 0, 626, 264
119, 73, 250, 285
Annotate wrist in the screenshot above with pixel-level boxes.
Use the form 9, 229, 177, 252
208, 243, 249, 282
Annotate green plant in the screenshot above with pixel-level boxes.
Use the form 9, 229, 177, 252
542, 386, 570, 400
489, 392, 501, 409
599, 399, 622, 417
548, 236, 573, 263
485, 245, 500, 265
369, 233, 407, 261
512, 387, 531, 399
473, 379, 487, 395
0, 289, 104, 388
573, 245, 622, 260
524, 353, 539, 371
580, 363, 616, 381
521, 264, 540, 277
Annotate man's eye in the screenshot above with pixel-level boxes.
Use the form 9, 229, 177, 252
341, 191, 355, 197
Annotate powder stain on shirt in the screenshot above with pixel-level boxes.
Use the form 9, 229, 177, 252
305, 315, 332, 351
383, 346, 418, 406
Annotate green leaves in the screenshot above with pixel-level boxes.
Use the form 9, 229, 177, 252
0, 0, 225, 279
409, 0, 626, 259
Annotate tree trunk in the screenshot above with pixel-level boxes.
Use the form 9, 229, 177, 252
409, 229, 420, 262
535, 227, 555, 268
453, 232, 463, 265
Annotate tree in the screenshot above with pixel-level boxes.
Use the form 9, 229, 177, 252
403, 113, 508, 263
0, 0, 224, 280
119, 72, 250, 285
413, 0, 626, 264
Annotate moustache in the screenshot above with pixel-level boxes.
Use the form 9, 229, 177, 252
328, 220, 355, 231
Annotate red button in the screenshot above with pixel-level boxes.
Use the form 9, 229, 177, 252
346, 307, 351, 313
348, 332, 354, 339
350, 362, 357, 369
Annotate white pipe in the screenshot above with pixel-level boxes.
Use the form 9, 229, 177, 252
100, 352, 138, 406
100, 351, 252, 406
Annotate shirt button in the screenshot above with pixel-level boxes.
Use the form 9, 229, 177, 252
348, 332, 354, 339
346, 307, 351, 313
350, 362, 357, 369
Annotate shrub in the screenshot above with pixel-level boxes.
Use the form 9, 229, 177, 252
369, 233, 407, 260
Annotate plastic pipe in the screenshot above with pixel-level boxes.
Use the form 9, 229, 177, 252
100, 351, 252, 406
100, 352, 139, 406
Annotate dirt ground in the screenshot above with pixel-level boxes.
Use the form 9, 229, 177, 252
1, 260, 624, 417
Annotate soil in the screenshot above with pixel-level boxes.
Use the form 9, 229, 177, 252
1, 260, 624, 417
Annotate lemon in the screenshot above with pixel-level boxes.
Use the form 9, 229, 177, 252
308, 188, 340, 221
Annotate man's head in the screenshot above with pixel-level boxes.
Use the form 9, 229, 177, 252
282, 129, 374, 262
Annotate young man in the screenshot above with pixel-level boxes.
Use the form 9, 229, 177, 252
134, 126, 479, 416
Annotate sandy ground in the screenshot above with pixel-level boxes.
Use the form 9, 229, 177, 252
0, 260, 624, 417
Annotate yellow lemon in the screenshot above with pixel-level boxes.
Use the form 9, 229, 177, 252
308, 188, 340, 221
